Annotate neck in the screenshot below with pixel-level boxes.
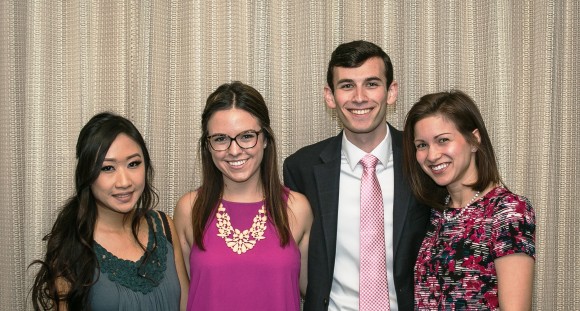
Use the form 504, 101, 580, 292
96, 208, 136, 233
222, 178, 264, 203
447, 183, 496, 208
344, 125, 387, 153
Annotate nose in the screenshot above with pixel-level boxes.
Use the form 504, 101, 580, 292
227, 139, 243, 155
352, 86, 367, 103
115, 168, 132, 188
426, 145, 441, 162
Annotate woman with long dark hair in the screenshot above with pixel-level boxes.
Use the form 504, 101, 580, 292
30, 112, 189, 310
174, 81, 312, 310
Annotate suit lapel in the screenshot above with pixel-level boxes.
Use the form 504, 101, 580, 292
313, 133, 342, 276
312, 126, 413, 275
389, 123, 411, 258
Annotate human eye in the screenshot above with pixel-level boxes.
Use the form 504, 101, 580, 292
211, 135, 228, 144
366, 81, 380, 87
100, 165, 115, 172
415, 142, 427, 150
438, 137, 450, 144
239, 132, 257, 142
338, 83, 354, 89
128, 160, 142, 168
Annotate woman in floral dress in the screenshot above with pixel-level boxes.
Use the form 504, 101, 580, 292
402, 90, 535, 310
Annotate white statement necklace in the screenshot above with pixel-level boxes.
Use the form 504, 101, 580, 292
443, 191, 480, 222
215, 202, 267, 254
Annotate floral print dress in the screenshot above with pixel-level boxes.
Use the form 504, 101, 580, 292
414, 186, 535, 310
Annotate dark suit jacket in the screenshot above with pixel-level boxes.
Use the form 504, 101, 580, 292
283, 123, 429, 311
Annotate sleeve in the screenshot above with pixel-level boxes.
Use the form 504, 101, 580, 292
490, 194, 536, 259
283, 156, 300, 192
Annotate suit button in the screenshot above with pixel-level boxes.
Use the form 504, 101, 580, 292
323, 298, 329, 305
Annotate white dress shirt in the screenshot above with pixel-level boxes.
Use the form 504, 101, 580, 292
329, 124, 398, 311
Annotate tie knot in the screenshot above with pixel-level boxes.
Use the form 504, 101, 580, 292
360, 154, 379, 169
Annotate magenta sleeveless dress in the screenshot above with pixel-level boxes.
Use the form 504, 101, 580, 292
187, 199, 301, 311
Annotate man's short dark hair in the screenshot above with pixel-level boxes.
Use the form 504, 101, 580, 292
326, 40, 394, 93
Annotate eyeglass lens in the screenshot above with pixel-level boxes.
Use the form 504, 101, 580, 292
208, 130, 260, 151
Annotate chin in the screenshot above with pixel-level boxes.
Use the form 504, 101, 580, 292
428, 176, 450, 187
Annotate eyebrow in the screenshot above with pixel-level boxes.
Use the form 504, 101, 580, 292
414, 132, 453, 142
434, 132, 452, 138
208, 129, 260, 137
103, 153, 142, 162
336, 76, 383, 85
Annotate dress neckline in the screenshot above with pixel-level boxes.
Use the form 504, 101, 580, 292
93, 211, 169, 293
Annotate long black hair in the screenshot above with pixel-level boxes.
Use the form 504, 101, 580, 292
30, 112, 158, 310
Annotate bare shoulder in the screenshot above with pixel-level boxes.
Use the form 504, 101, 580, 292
173, 190, 198, 233
287, 190, 312, 220
174, 191, 198, 218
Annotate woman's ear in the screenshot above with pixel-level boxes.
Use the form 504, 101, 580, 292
471, 128, 481, 152
472, 128, 481, 143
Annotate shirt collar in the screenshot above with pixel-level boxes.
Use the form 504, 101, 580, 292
341, 123, 392, 171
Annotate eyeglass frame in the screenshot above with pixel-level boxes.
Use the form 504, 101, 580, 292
206, 129, 263, 151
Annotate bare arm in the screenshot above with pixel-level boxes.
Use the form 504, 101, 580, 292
173, 191, 196, 277
287, 191, 313, 297
495, 253, 534, 311
165, 214, 190, 311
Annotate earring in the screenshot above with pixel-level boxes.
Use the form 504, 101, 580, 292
471, 147, 477, 152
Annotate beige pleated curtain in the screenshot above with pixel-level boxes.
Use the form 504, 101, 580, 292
1, 1, 578, 310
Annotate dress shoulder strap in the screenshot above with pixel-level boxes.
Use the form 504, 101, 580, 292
157, 210, 173, 246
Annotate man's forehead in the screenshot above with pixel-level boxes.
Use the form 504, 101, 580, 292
333, 59, 386, 82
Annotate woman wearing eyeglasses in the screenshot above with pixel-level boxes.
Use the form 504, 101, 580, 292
174, 81, 312, 311
30, 113, 189, 310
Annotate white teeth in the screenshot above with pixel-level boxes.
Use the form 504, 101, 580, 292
228, 160, 246, 166
351, 108, 371, 115
431, 163, 448, 171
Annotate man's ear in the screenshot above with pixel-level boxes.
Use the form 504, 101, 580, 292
386, 80, 399, 106
324, 85, 336, 109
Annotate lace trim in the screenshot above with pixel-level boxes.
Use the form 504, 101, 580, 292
93, 211, 168, 294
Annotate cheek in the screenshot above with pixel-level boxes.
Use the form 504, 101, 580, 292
136, 169, 146, 187
209, 151, 221, 165
91, 177, 106, 193
415, 150, 425, 163
447, 144, 466, 158
332, 92, 348, 105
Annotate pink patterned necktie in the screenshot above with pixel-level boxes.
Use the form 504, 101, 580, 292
359, 154, 390, 311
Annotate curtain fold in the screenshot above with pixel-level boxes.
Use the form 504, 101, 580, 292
1, 1, 578, 310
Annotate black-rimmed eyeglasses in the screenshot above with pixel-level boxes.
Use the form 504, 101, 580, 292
207, 130, 263, 151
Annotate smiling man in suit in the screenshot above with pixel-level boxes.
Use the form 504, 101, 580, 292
283, 40, 429, 311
